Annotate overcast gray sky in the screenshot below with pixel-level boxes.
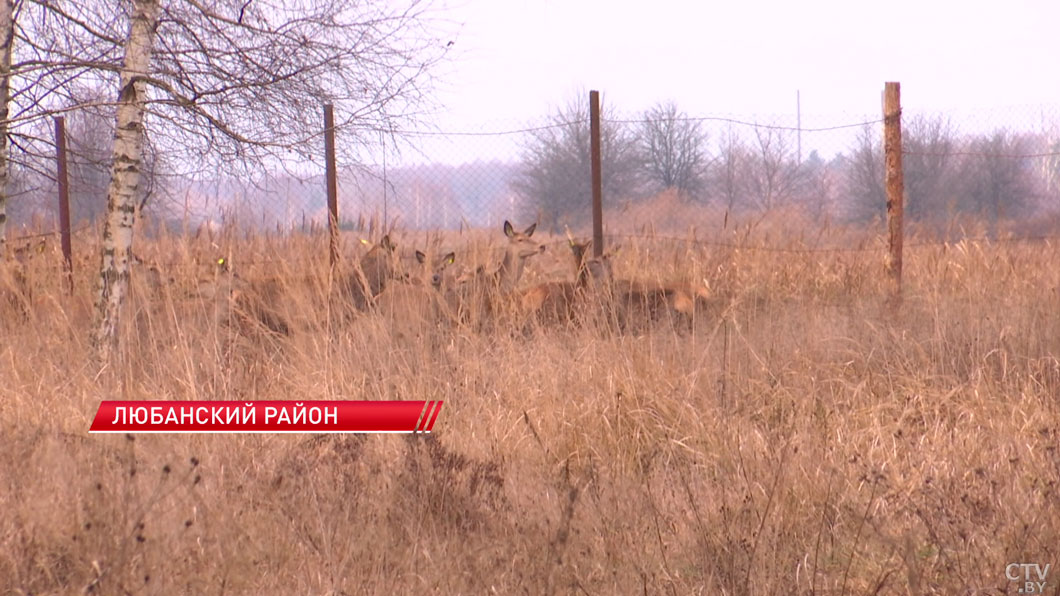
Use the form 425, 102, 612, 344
430, 0, 1060, 128
385, 0, 1060, 166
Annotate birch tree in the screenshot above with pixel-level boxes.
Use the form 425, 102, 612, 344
0, 0, 452, 355
93, 0, 161, 357
0, 0, 13, 254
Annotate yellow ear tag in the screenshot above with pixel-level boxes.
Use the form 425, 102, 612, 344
360, 238, 370, 245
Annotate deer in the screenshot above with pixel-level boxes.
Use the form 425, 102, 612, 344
374, 249, 458, 342
518, 236, 602, 329
448, 220, 545, 332
344, 234, 402, 312
517, 234, 711, 335
194, 255, 292, 337
588, 248, 712, 335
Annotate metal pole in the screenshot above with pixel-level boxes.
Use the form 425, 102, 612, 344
796, 90, 802, 165
589, 90, 604, 258
324, 104, 339, 267
54, 116, 73, 294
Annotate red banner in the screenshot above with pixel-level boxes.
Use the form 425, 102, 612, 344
89, 400, 443, 434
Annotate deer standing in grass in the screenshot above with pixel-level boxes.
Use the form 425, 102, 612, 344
450, 220, 545, 331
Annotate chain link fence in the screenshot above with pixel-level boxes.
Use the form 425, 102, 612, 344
5, 95, 1060, 253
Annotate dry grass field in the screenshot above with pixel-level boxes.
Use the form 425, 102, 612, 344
1, 209, 1058, 595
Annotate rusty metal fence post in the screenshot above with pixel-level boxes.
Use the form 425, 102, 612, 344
324, 104, 339, 267
54, 116, 73, 294
589, 90, 604, 258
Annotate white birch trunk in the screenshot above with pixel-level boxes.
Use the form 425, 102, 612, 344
93, 0, 162, 358
0, 0, 15, 255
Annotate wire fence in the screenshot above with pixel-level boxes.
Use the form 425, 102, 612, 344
4, 92, 1060, 258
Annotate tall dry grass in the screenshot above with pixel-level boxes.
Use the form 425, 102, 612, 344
1, 214, 1059, 594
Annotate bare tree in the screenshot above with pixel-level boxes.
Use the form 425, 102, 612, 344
49, 85, 165, 224
794, 149, 837, 218
843, 123, 887, 222
1042, 138, 1060, 198
742, 124, 801, 211
957, 130, 1039, 236
637, 100, 710, 199
11, 0, 451, 176
513, 93, 639, 232
902, 115, 957, 222
0, 0, 454, 354
711, 125, 747, 211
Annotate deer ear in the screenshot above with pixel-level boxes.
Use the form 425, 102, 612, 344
381, 235, 395, 250
503, 220, 514, 238
524, 223, 537, 236
415, 250, 427, 264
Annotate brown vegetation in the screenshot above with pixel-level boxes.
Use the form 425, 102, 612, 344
1, 237, 47, 322
1, 214, 1058, 594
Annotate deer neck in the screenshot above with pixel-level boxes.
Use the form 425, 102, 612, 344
496, 249, 525, 292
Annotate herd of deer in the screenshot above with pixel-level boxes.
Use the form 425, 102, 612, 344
297, 219, 711, 338
1, 220, 714, 338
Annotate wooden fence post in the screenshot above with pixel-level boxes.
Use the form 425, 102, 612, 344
883, 82, 904, 299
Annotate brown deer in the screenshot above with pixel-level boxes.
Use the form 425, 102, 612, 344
518, 236, 602, 328
195, 256, 292, 336
449, 220, 545, 331
130, 252, 175, 301
345, 234, 401, 311
592, 249, 712, 335
414, 249, 457, 291
520, 238, 710, 335
374, 249, 458, 341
